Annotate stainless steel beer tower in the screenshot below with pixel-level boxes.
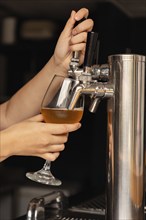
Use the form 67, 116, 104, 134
107, 54, 145, 220
67, 52, 146, 220
57, 31, 146, 219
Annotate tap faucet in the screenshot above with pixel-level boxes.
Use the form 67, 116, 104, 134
67, 31, 114, 112
26, 191, 68, 220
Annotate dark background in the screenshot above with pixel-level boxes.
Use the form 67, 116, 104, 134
0, 0, 146, 218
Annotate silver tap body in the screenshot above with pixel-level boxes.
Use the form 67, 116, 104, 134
68, 64, 112, 111
107, 54, 145, 220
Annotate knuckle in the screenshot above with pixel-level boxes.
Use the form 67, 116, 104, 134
39, 130, 51, 145
41, 136, 49, 145
70, 38, 74, 45
36, 147, 46, 154
32, 149, 39, 155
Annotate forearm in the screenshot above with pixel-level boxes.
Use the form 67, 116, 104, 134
1, 56, 67, 129
0, 130, 12, 162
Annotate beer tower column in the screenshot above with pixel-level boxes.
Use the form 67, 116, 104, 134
107, 54, 145, 220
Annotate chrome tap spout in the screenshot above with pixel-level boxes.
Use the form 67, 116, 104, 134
68, 82, 114, 110
68, 84, 85, 110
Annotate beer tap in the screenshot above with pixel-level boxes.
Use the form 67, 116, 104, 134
67, 31, 114, 112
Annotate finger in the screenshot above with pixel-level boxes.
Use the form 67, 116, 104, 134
48, 144, 65, 152
60, 10, 76, 37
44, 123, 81, 135
48, 134, 68, 145
40, 144, 65, 154
28, 114, 44, 122
70, 32, 87, 45
70, 43, 86, 53
39, 152, 60, 161
74, 8, 89, 21
72, 19, 94, 35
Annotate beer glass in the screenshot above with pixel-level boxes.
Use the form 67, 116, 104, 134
26, 75, 84, 185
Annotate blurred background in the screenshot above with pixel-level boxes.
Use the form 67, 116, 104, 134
0, 0, 146, 219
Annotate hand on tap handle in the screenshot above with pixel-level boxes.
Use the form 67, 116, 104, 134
54, 8, 94, 74
69, 19, 87, 72
69, 14, 94, 72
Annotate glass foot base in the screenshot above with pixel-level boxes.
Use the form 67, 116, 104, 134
26, 169, 62, 186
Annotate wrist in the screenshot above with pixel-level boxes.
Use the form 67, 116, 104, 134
49, 55, 68, 77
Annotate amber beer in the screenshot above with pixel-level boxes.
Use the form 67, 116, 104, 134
41, 107, 83, 124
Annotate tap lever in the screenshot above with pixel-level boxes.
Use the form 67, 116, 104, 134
93, 39, 100, 65
83, 31, 98, 70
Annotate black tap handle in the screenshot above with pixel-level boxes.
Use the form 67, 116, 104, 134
84, 31, 98, 68
73, 17, 88, 59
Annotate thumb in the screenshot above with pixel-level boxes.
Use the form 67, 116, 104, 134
28, 114, 44, 122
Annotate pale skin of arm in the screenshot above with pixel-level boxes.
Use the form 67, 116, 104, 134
0, 8, 94, 162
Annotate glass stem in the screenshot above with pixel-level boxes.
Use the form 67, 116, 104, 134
43, 160, 51, 171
